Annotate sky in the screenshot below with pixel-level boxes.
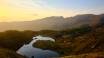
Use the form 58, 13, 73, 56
0, 0, 104, 22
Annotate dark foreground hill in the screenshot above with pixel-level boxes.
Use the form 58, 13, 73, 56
0, 48, 25, 58
61, 52, 104, 58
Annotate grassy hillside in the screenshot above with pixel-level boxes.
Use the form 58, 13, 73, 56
34, 25, 104, 57
0, 24, 104, 58
61, 52, 104, 58
0, 48, 25, 58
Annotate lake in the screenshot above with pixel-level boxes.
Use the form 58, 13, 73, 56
17, 35, 59, 58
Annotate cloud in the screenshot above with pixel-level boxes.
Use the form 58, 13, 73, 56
4, 0, 48, 10
0, 0, 76, 22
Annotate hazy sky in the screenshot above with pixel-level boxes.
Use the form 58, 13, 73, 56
0, 0, 104, 22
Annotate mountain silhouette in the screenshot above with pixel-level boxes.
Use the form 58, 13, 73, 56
0, 14, 104, 31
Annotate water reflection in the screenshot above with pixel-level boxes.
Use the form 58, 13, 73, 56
17, 35, 59, 58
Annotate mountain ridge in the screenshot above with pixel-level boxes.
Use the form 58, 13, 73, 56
0, 14, 104, 31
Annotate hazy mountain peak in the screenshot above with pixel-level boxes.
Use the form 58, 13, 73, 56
42, 16, 64, 20
0, 14, 104, 31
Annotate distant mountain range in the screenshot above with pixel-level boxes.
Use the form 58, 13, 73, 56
0, 14, 104, 31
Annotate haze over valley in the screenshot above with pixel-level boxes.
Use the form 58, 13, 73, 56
0, 14, 104, 31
